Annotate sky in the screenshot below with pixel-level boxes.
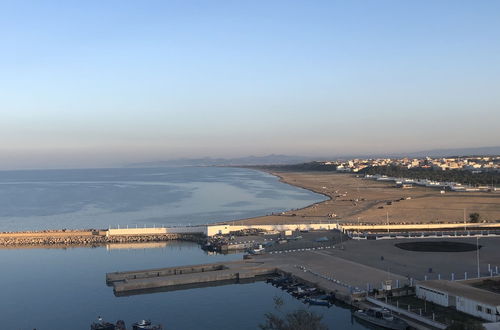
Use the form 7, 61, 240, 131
1, 0, 499, 169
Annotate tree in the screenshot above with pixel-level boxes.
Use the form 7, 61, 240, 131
469, 213, 481, 223
259, 309, 328, 330
259, 296, 328, 330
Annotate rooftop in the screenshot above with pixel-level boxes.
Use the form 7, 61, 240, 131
418, 279, 500, 307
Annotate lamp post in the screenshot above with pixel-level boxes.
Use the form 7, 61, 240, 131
476, 236, 480, 278
464, 208, 467, 231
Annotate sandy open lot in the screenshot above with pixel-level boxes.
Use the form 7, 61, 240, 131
236, 171, 500, 225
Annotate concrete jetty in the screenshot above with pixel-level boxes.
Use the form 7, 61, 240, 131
107, 261, 276, 295
106, 248, 408, 301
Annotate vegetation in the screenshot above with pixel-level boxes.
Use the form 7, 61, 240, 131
360, 165, 500, 186
250, 163, 499, 186
249, 162, 338, 172
259, 296, 328, 330
469, 213, 481, 223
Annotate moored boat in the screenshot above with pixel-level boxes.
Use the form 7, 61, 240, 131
132, 319, 163, 330
304, 297, 331, 307
353, 308, 409, 330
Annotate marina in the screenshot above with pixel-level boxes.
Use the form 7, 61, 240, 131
0, 167, 498, 329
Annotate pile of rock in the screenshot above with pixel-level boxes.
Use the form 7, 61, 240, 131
0, 233, 204, 247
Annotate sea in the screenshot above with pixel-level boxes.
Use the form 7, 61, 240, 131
0, 167, 368, 329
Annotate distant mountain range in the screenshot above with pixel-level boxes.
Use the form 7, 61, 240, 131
126, 154, 318, 167
126, 146, 500, 167
391, 146, 500, 158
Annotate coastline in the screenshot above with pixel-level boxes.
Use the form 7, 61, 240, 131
1, 167, 499, 247
214, 169, 335, 226
229, 168, 500, 225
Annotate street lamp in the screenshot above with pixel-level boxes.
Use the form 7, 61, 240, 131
476, 236, 480, 278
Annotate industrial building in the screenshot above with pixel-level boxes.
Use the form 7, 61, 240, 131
416, 279, 500, 322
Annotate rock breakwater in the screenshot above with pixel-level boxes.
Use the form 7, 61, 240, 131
0, 232, 205, 247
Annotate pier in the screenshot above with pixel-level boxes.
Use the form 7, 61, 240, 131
106, 248, 408, 301
107, 260, 277, 295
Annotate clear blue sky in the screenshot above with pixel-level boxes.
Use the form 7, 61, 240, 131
1, 0, 499, 169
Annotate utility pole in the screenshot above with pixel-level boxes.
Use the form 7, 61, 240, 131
464, 208, 467, 231
477, 236, 480, 278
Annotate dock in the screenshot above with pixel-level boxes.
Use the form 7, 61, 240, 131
106, 248, 408, 302
107, 261, 276, 295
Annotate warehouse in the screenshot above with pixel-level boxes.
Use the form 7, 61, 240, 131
416, 280, 500, 322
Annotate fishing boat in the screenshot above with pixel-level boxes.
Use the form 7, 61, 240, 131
353, 308, 409, 330
132, 319, 163, 330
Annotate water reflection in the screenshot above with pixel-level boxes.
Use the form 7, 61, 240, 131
0, 241, 368, 329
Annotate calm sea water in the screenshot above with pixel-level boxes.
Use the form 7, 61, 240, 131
0, 167, 325, 232
0, 242, 368, 330
0, 167, 368, 329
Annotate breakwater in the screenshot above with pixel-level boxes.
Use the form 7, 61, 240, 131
0, 230, 204, 247
0, 223, 338, 247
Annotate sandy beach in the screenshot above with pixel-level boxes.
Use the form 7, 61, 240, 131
234, 171, 500, 225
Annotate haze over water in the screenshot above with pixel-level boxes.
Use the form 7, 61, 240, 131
0, 167, 325, 232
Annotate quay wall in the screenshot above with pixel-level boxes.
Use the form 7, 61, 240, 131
107, 228, 169, 236
108, 261, 276, 294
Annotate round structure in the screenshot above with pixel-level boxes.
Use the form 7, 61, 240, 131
395, 241, 481, 252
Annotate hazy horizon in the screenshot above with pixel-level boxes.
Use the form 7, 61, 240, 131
2, 1, 499, 170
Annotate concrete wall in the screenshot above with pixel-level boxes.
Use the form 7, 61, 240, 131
107, 226, 208, 236
106, 223, 339, 237
416, 285, 449, 307
107, 228, 168, 236
166, 226, 208, 235
342, 223, 500, 231
206, 223, 338, 236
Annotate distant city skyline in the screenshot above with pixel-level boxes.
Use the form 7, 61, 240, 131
1, 1, 499, 170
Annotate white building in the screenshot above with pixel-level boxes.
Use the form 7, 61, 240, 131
416, 280, 500, 322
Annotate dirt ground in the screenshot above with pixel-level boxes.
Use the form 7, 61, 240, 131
235, 172, 500, 225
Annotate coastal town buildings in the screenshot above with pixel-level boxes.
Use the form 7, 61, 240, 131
326, 156, 500, 173
315, 156, 500, 192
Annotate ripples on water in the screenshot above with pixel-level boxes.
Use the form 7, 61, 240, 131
0, 167, 325, 231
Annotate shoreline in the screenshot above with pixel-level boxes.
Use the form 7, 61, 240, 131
1, 168, 499, 247
228, 168, 500, 225
213, 169, 335, 225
